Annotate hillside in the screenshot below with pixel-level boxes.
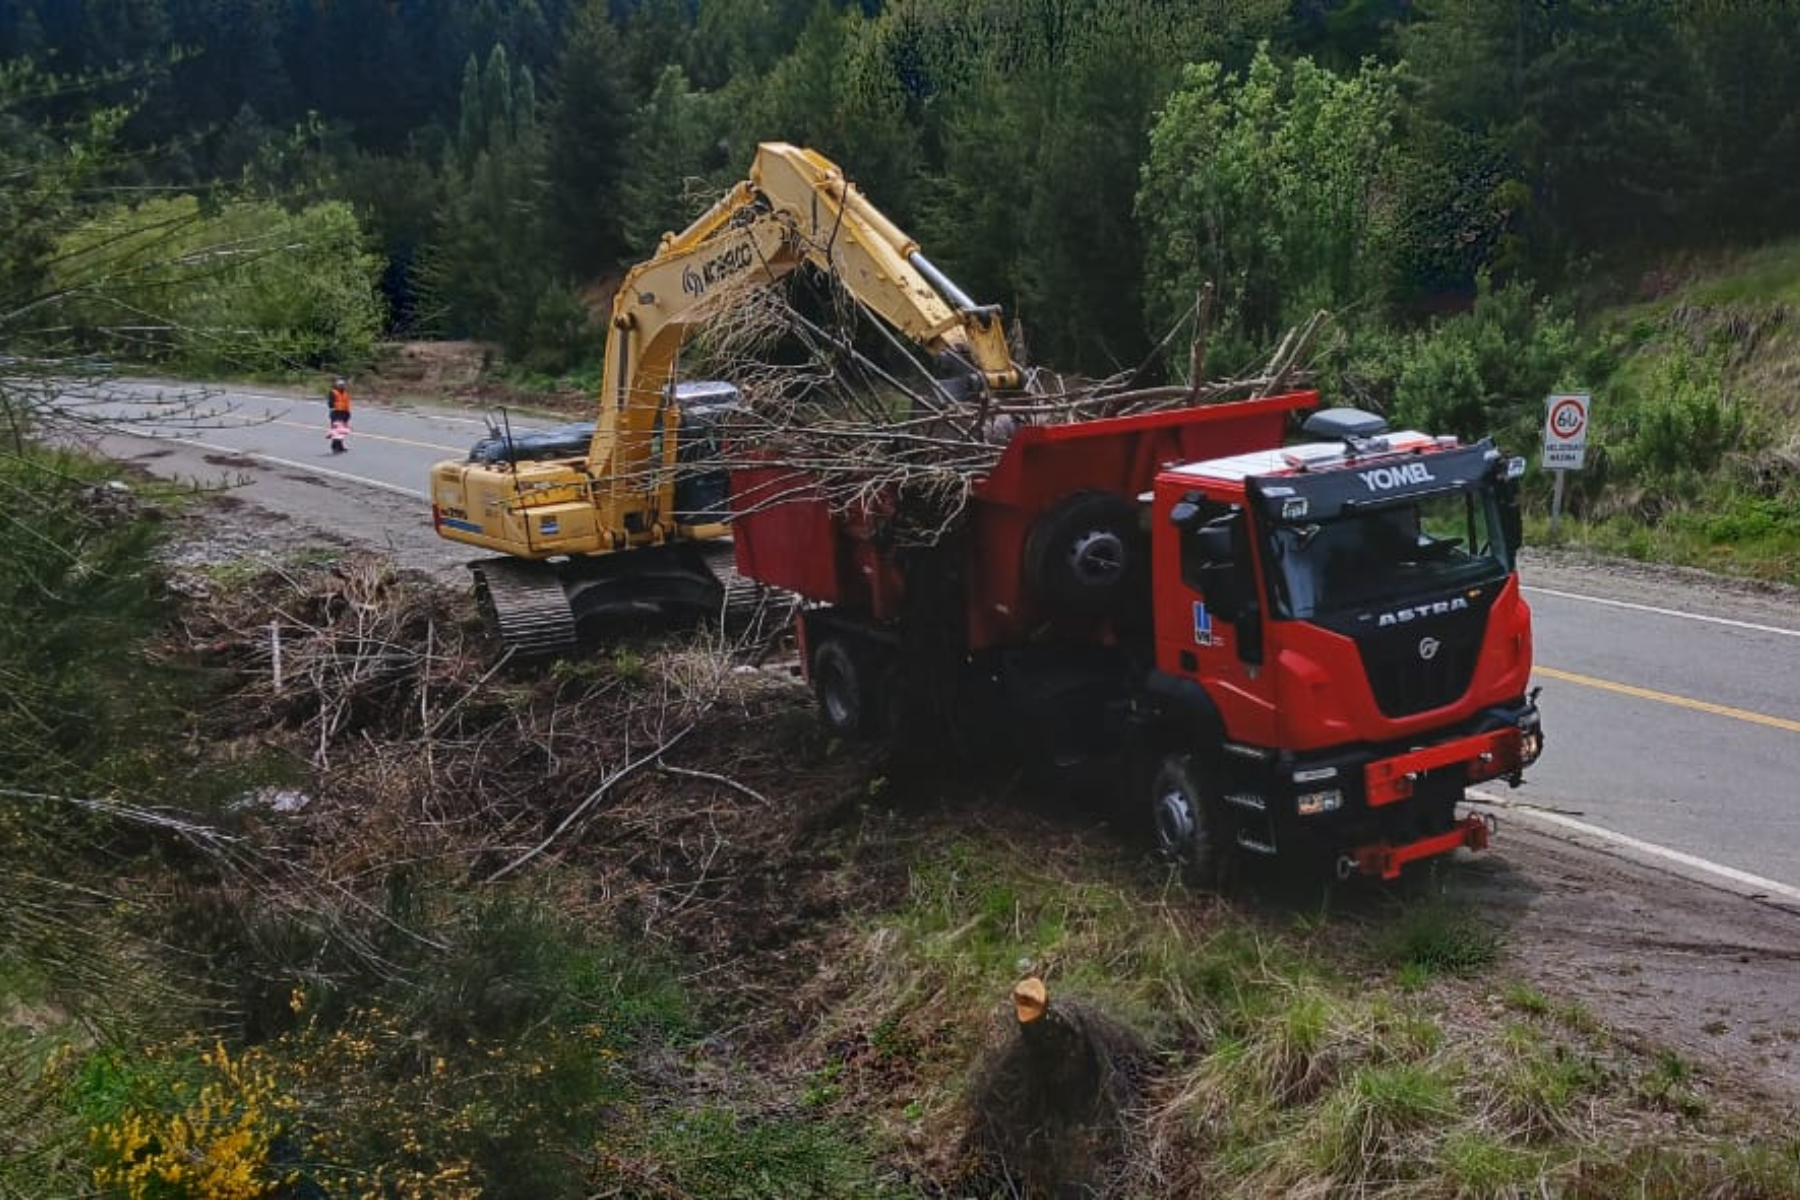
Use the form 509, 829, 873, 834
1554, 240, 1800, 582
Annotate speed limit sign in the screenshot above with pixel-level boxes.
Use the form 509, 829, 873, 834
1543, 393, 1590, 470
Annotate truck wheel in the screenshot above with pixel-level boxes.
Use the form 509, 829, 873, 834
1024, 491, 1141, 618
812, 635, 879, 739
1149, 752, 1222, 885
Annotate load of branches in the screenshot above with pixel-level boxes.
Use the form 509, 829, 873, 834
681, 276, 1329, 543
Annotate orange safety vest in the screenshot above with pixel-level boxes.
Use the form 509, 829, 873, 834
328, 386, 351, 415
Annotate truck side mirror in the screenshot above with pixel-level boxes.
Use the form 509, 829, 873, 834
1194, 516, 1248, 622
1500, 492, 1524, 554
1495, 460, 1526, 555
1493, 456, 1526, 555
1169, 499, 1204, 531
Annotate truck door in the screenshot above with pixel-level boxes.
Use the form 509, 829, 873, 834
1158, 497, 1278, 745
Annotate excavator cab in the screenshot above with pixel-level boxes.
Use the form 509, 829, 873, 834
670, 381, 743, 526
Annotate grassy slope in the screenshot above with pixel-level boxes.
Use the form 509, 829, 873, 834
1548, 238, 1800, 583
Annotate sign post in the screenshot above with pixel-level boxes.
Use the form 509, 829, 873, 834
1542, 393, 1591, 536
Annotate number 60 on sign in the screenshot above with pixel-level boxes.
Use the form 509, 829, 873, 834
1543, 392, 1590, 470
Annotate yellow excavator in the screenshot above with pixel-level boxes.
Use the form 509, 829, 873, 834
428, 142, 1023, 657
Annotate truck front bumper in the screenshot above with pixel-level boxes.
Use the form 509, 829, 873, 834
1362, 711, 1541, 808
1249, 697, 1541, 879
1341, 698, 1541, 878
1341, 812, 1495, 880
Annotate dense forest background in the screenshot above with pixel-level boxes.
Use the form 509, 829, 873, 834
5, 0, 1800, 555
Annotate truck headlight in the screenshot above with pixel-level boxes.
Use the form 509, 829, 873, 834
1518, 727, 1543, 768
1297, 788, 1343, 816
1515, 707, 1544, 768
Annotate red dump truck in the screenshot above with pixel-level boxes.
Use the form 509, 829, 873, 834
730, 391, 1543, 882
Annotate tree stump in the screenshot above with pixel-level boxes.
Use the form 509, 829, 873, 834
960, 976, 1150, 1199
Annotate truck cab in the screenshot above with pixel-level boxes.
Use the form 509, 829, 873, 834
1145, 411, 1543, 879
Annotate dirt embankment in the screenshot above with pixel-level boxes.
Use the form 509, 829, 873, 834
365, 340, 593, 417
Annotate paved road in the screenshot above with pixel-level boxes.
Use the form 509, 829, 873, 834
1502, 563, 1800, 893
68, 375, 498, 497
67, 377, 1800, 893
69, 376, 503, 577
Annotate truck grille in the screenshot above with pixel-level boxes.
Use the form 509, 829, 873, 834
1357, 618, 1482, 718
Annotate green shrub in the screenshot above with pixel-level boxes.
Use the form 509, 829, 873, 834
190, 892, 693, 1200
1610, 345, 1746, 485
392, 891, 690, 1045
0, 450, 175, 792
49, 195, 386, 374
1700, 498, 1794, 543
1383, 277, 1600, 452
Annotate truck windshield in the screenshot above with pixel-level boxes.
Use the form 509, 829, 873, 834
1264, 486, 1511, 620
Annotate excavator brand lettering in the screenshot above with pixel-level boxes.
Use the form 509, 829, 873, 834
682, 243, 757, 297
1358, 462, 1436, 491
1376, 597, 1468, 627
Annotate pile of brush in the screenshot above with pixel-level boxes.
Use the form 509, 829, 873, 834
674, 277, 1329, 543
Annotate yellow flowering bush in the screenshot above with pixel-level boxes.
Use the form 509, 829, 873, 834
91, 1041, 291, 1200
273, 1004, 483, 1200
82, 898, 684, 1199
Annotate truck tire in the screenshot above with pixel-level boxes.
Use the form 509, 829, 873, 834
811, 634, 881, 739
1024, 491, 1141, 618
1149, 752, 1222, 886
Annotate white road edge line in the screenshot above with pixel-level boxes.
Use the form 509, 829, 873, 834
1469, 788, 1800, 906
156, 435, 428, 500
1524, 585, 1800, 638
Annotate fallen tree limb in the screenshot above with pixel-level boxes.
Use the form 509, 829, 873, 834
485, 722, 698, 882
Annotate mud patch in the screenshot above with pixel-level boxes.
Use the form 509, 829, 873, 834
1454, 823, 1800, 1107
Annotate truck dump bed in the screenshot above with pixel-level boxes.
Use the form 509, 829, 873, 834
731, 390, 1316, 649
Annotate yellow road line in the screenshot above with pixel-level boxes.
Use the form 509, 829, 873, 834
271, 417, 465, 453
1535, 665, 1800, 734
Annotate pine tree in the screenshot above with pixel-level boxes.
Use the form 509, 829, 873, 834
544, 0, 636, 278
421, 41, 554, 355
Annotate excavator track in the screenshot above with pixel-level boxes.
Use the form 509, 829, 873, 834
699, 541, 790, 630
470, 558, 581, 660
471, 542, 792, 661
